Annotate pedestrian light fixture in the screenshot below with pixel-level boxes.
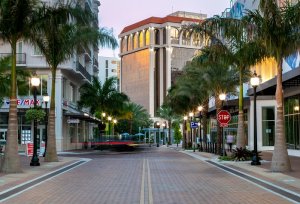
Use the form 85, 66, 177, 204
183, 116, 188, 149
219, 93, 226, 102
219, 93, 226, 156
43, 94, 49, 157
197, 105, 203, 152
30, 76, 40, 166
250, 71, 261, 165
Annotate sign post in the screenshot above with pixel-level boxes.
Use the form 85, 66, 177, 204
217, 110, 231, 127
217, 110, 231, 156
190, 121, 199, 129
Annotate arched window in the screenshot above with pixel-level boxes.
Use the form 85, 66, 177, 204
192, 32, 201, 47
145, 29, 150, 46
127, 35, 132, 51
170, 27, 179, 44
139, 31, 144, 47
182, 30, 191, 46
133, 33, 138, 49
121, 37, 127, 53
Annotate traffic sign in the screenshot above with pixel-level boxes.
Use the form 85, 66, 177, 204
217, 110, 231, 127
190, 121, 199, 129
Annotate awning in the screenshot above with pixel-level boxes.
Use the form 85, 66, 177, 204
247, 67, 300, 96
64, 112, 101, 124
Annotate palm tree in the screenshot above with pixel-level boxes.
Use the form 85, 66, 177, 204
78, 76, 129, 118
157, 104, 178, 146
185, 44, 240, 154
0, 0, 39, 173
243, 0, 300, 172
118, 102, 152, 134
31, 3, 118, 161
191, 19, 267, 149
0, 56, 30, 106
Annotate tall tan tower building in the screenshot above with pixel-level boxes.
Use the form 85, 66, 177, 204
119, 11, 207, 116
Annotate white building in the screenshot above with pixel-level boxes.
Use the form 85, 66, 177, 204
98, 56, 120, 91
0, 0, 101, 151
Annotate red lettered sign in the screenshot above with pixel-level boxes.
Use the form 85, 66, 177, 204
26, 142, 33, 156
217, 110, 231, 127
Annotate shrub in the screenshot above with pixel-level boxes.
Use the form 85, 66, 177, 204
218, 155, 234, 161
25, 107, 46, 121
232, 147, 252, 161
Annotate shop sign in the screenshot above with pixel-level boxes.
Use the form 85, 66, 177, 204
26, 142, 34, 156
67, 119, 80, 124
3, 98, 41, 108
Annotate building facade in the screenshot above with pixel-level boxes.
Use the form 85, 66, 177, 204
0, 0, 101, 151
119, 11, 207, 117
98, 56, 120, 91
229, 0, 300, 151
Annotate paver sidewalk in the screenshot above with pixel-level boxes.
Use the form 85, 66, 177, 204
174, 145, 300, 196
0, 155, 80, 192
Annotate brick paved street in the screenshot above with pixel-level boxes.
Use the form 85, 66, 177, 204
1, 147, 295, 204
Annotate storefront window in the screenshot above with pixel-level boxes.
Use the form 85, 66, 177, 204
0, 114, 8, 125
285, 96, 300, 149
262, 107, 275, 146
29, 75, 48, 96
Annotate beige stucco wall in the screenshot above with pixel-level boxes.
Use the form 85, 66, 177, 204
121, 49, 150, 112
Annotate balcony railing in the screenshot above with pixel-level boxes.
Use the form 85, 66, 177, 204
93, 57, 98, 67
93, 57, 99, 72
76, 61, 91, 82
0, 53, 26, 65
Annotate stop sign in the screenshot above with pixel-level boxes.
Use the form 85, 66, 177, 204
217, 110, 231, 127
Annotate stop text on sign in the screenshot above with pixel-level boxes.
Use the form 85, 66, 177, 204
217, 110, 231, 127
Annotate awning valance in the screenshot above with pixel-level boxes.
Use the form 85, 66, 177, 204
64, 112, 101, 124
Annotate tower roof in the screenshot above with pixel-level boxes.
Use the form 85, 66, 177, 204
120, 15, 202, 34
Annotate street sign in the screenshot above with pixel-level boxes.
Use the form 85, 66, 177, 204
190, 121, 199, 129
217, 110, 231, 127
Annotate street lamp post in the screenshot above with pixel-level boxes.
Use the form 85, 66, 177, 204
183, 116, 188, 149
30, 76, 40, 166
197, 106, 203, 152
162, 123, 166, 145
156, 122, 160, 147
43, 94, 49, 157
251, 71, 261, 165
219, 93, 226, 156
112, 119, 117, 136
189, 112, 195, 152
107, 116, 112, 136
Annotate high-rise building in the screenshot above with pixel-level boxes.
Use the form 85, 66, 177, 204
0, 0, 101, 151
119, 11, 207, 117
98, 56, 120, 91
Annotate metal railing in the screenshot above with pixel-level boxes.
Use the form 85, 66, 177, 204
0, 53, 26, 65
76, 61, 91, 82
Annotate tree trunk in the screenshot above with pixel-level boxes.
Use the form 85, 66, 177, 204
216, 96, 222, 155
236, 69, 246, 148
271, 59, 291, 172
45, 68, 58, 162
202, 99, 209, 143
2, 40, 22, 173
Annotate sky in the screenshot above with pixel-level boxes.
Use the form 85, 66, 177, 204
98, 0, 232, 58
